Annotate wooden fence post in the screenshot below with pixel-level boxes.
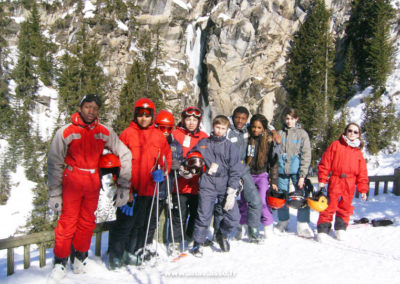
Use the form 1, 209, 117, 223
393, 168, 400, 196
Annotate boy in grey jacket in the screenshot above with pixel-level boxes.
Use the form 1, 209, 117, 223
276, 108, 313, 238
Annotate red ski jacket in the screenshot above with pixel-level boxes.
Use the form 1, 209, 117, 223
48, 112, 132, 197
318, 135, 369, 194
172, 127, 209, 194
120, 121, 172, 196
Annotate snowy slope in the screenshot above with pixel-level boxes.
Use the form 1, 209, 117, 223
0, 192, 399, 283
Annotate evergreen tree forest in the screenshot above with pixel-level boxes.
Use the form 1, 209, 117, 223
0, 0, 398, 235
284, 0, 399, 160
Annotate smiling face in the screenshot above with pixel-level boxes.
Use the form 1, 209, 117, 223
79, 101, 99, 124
285, 114, 298, 128
251, 120, 264, 137
345, 124, 360, 141
233, 112, 249, 130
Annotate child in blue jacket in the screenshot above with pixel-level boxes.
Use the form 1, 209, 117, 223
189, 115, 242, 257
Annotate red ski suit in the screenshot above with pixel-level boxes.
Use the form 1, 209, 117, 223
317, 135, 369, 226
48, 113, 132, 258
119, 121, 172, 196
172, 126, 209, 194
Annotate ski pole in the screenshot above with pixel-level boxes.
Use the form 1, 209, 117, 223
163, 156, 176, 253
174, 170, 185, 251
142, 173, 158, 263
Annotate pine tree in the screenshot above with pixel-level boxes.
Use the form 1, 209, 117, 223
335, 41, 357, 109
0, 3, 13, 138
113, 27, 165, 134
366, 0, 395, 92
284, 0, 336, 161
346, 0, 395, 91
0, 158, 11, 205
57, 22, 108, 119
363, 94, 400, 154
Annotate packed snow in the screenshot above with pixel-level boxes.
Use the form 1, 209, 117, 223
0, 189, 399, 283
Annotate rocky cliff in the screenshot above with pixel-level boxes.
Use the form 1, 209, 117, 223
4, 0, 354, 129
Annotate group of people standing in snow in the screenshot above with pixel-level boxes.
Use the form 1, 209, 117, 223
47, 94, 369, 280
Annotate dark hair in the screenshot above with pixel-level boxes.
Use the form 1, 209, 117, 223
247, 114, 273, 168
79, 94, 102, 108
213, 115, 230, 127
232, 106, 250, 118
344, 122, 364, 149
283, 108, 298, 120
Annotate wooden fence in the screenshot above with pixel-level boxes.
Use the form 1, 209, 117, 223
1, 168, 400, 277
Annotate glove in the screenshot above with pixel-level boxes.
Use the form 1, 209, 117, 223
223, 187, 237, 211
113, 187, 130, 207
179, 165, 193, 179
171, 159, 181, 171
120, 200, 135, 216
152, 169, 165, 183
49, 195, 62, 213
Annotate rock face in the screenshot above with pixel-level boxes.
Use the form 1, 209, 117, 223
5, 0, 353, 129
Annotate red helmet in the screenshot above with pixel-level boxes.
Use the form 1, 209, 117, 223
155, 110, 175, 126
99, 153, 121, 168
267, 189, 286, 209
134, 98, 155, 119
184, 151, 205, 175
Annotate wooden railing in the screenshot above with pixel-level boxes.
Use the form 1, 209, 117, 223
0, 221, 114, 276
1, 168, 400, 277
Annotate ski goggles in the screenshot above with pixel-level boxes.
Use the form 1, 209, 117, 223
183, 107, 202, 118
136, 108, 152, 117
158, 125, 173, 133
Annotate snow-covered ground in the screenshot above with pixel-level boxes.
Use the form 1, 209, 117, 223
0, 190, 399, 284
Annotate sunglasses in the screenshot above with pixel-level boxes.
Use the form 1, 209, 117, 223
136, 109, 152, 117
184, 108, 202, 118
347, 129, 359, 134
159, 125, 173, 133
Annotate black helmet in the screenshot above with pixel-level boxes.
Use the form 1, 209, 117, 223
287, 190, 307, 209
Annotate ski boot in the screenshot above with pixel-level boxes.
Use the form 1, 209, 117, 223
191, 242, 203, 258
234, 225, 245, 240
335, 229, 346, 241
108, 254, 123, 270
275, 220, 289, 234
49, 256, 67, 282
167, 242, 181, 256
70, 249, 88, 274
297, 222, 315, 238
215, 230, 230, 252
317, 232, 331, 243
247, 226, 263, 244
123, 250, 142, 266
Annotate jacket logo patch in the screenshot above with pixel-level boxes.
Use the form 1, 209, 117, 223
200, 146, 208, 148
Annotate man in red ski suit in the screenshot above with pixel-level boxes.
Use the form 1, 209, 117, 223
317, 123, 369, 237
47, 94, 132, 278
169, 106, 208, 251
108, 98, 172, 269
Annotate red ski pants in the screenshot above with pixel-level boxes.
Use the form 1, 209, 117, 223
54, 166, 100, 258
317, 176, 356, 226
